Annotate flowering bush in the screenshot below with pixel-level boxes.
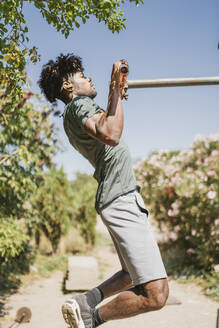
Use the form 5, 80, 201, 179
135, 134, 219, 270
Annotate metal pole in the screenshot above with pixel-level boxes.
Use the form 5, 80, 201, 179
127, 76, 219, 89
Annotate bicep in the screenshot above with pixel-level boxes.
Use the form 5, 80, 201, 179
84, 111, 118, 146
84, 111, 104, 140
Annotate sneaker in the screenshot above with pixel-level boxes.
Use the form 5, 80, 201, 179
62, 294, 95, 328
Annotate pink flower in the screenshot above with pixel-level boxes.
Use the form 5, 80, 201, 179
168, 203, 179, 217
168, 209, 174, 217
174, 225, 180, 232
214, 264, 219, 272
171, 202, 179, 210
187, 248, 195, 254
212, 150, 219, 157
204, 158, 210, 166
207, 191, 216, 199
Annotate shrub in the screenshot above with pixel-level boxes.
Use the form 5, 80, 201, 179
71, 172, 97, 245
0, 218, 29, 260
30, 170, 98, 253
135, 134, 219, 270
30, 168, 76, 253
0, 218, 34, 291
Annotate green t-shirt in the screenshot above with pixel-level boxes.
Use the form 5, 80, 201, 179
63, 96, 137, 213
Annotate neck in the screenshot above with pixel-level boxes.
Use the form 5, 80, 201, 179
60, 95, 72, 105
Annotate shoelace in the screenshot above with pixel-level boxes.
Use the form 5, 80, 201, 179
92, 309, 96, 328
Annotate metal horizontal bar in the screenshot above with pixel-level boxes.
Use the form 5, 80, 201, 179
127, 76, 219, 88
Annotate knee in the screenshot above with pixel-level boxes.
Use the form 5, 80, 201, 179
141, 279, 169, 312
150, 289, 168, 310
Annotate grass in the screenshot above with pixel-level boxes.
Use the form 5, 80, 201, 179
178, 272, 219, 301
160, 241, 219, 302
34, 254, 68, 278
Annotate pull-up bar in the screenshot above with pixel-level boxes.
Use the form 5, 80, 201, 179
126, 76, 219, 89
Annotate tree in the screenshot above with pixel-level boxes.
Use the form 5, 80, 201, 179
29, 170, 98, 253
0, 78, 58, 220
0, 76, 58, 269
71, 172, 98, 245
31, 168, 76, 253
0, 0, 144, 104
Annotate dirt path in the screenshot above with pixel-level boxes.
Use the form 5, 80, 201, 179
0, 220, 218, 328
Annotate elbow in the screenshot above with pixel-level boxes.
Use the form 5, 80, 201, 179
107, 137, 120, 147
102, 134, 120, 146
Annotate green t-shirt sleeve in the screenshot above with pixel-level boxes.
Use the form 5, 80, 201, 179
73, 96, 102, 128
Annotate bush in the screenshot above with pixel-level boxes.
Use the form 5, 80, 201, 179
71, 172, 97, 245
30, 168, 76, 253
0, 218, 34, 291
0, 218, 29, 260
29, 170, 98, 253
135, 134, 219, 270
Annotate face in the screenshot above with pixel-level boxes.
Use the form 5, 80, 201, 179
71, 71, 97, 99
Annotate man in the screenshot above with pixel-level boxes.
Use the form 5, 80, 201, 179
38, 53, 168, 328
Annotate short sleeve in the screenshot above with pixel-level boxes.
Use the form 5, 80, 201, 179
72, 96, 103, 128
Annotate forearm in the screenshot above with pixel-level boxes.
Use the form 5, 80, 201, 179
96, 82, 124, 145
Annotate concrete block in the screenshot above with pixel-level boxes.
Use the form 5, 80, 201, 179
65, 256, 99, 291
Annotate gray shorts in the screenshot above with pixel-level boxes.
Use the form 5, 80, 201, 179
100, 190, 167, 286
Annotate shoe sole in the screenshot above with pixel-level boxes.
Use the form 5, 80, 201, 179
62, 300, 85, 328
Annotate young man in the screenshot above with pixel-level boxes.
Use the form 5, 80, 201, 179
39, 53, 168, 328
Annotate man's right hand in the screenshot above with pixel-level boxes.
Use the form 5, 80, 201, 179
110, 60, 129, 89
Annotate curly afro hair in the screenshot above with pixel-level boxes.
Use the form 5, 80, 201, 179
38, 53, 84, 104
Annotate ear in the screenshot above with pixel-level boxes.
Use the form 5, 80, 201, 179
63, 81, 73, 91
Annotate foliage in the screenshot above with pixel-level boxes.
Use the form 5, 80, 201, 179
159, 241, 219, 302
0, 218, 29, 260
35, 254, 68, 278
0, 219, 35, 292
71, 172, 98, 245
0, 76, 58, 284
201, 271, 219, 301
135, 134, 219, 271
29, 169, 98, 253
0, 82, 58, 221
0, 0, 144, 105
30, 168, 76, 253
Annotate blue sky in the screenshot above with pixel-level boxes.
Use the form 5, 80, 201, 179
23, 0, 219, 179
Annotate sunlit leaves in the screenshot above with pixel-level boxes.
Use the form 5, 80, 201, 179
0, 218, 29, 260
0, 0, 144, 112
0, 78, 59, 219
71, 172, 97, 245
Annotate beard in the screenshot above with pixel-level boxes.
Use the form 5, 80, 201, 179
89, 89, 97, 99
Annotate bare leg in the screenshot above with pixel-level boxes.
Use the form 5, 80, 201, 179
97, 269, 133, 299
99, 278, 169, 321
